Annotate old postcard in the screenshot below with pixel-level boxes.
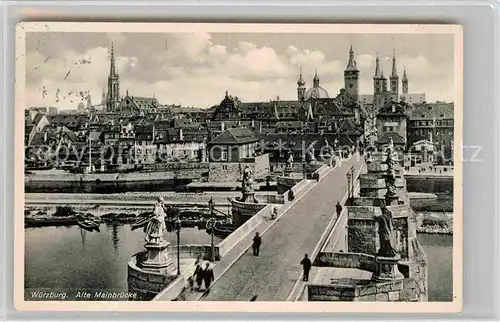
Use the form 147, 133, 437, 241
14, 22, 463, 312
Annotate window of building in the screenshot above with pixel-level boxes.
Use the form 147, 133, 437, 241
222, 165, 228, 170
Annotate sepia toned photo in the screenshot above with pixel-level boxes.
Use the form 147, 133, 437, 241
14, 22, 462, 312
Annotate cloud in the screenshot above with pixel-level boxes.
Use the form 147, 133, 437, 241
356, 54, 374, 68
25, 32, 455, 109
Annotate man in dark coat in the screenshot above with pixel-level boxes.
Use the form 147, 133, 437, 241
336, 201, 343, 217
194, 261, 203, 291
252, 232, 262, 256
300, 253, 312, 282
203, 262, 215, 292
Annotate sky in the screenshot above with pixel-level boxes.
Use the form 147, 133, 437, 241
25, 32, 455, 110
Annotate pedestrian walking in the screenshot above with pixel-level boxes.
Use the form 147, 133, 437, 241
300, 253, 312, 282
203, 262, 215, 292
336, 201, 343, 217
187, 275, 195, 293
194, 260, 203, 291
252, 232, 262, 256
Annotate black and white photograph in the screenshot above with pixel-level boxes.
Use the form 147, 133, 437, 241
15, 22, 462, 312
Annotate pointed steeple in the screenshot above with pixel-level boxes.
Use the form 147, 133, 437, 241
391, 49, 398, 78
345, 45, 358, 71
109, 42, 117, 77
402, 66, 409, 94
297, 66, 305, 86
106, 42, 120, 112
313, 69, 320, 87
374, 53, 382, 78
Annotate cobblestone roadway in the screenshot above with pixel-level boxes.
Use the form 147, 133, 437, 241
202, 157, 364, 301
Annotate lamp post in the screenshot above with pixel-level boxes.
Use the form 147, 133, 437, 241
350, 165, 355, 203
174, 216, 182, 276
346, 172, 352, 205
208, 198, 215, 262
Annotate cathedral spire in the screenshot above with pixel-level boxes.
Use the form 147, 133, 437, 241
391, 49, 398, 78
106, 42, 120, 112
374, 53, 382, 78
402, 66, 409, 94
109, 42, 117, 77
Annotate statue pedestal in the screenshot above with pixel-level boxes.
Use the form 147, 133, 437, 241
283, 168, 293, 177
371, 255, 404, 282
240, 192, 258, 204
141, 240, 172, 273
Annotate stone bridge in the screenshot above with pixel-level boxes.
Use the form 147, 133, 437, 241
150, 153, 366, 301
140, 150, 426, 302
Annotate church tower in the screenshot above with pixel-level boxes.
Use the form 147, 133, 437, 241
297, 66, 306, 101
344, 45, 359, 102
373, 54, 386, 111
390, 50, 399, 101
106, 43, 120, 112
373, 54, 384, 94
402, 67, 409, 94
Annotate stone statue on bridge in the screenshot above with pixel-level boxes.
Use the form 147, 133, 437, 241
374, 204, 398, 258
132, 197, 167, 244
241, 165, 258, 203
286, 150, 294, 169
385, 138, 398, 200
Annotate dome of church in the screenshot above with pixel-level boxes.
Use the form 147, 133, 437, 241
304, 86, 329, 100
305, 69, 329, 99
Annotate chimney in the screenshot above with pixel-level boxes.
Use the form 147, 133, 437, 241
276, 95, 280, 101
179, 128, 184, 141
251, 119, 255, 128
221, 121, 225, 131
44, 132, 48, 142
392, 103, 396, 113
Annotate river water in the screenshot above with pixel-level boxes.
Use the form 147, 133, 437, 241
24, 223, 452, 301
24, 224, 222, 300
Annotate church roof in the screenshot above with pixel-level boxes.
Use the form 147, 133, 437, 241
121, 96, 159, 110
208, 128, 258, 145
